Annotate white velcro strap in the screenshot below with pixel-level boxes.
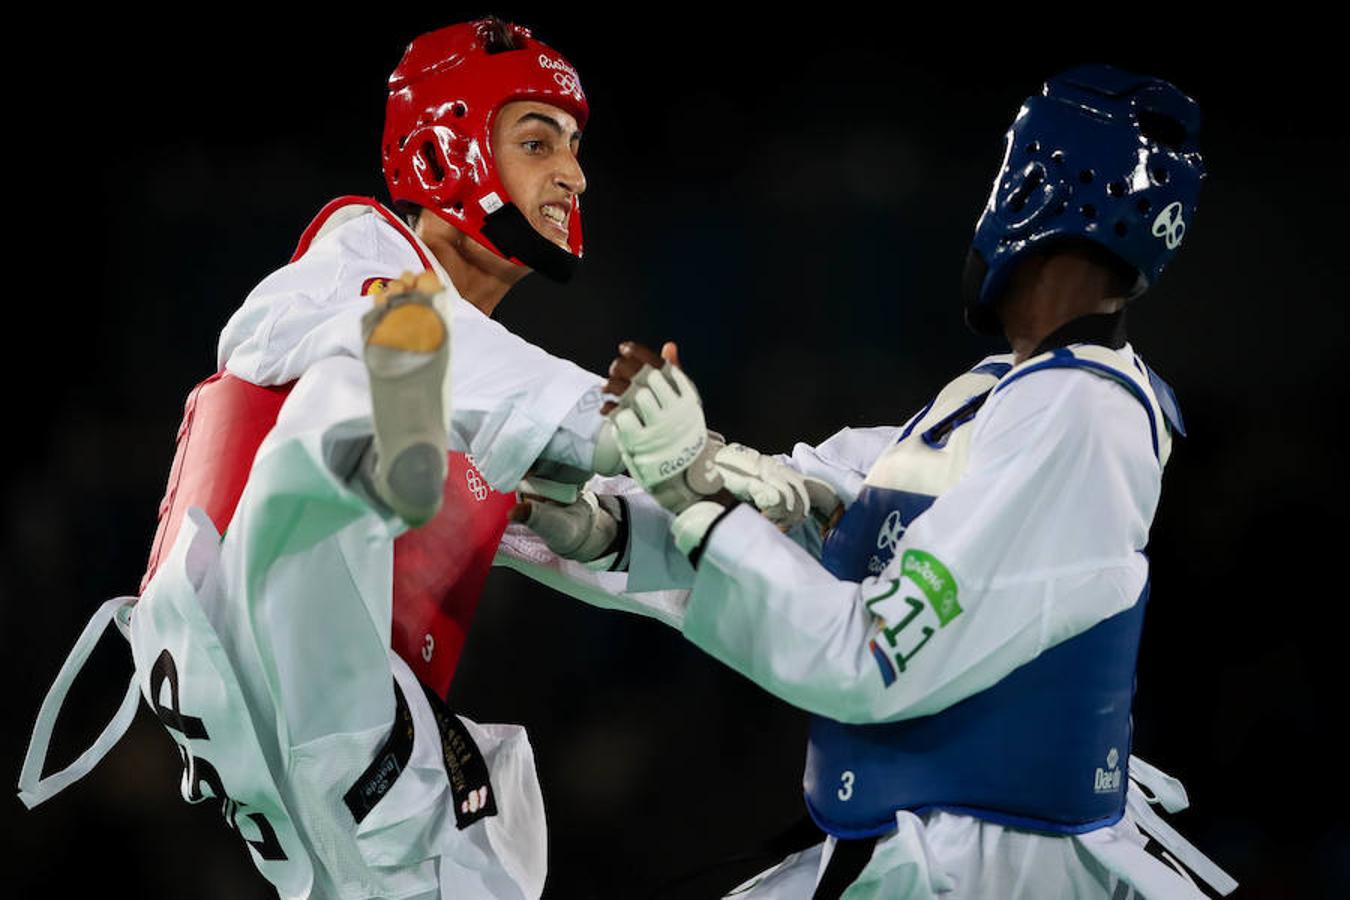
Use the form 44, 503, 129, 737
1126, 780, 1239, 896
1129, 754, 1190, 813
518, 476, 580, 506
583, 550, 620, 572
18, 596, 141, 809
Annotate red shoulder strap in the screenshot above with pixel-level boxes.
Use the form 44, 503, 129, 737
290, 195, 434, 270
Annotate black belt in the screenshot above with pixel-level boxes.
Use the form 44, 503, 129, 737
812, 835, 878, 900
343, 677, 497, 830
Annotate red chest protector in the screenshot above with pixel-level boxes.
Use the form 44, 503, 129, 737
141, 197, 514, 699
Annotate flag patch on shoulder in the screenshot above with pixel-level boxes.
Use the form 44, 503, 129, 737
361, 276, 394, 297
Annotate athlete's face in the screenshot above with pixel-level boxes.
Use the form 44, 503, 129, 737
491, 100, 586, 253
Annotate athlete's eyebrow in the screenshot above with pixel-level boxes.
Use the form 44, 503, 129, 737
513, 111, 581, 142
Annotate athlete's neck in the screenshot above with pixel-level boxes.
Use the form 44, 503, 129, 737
415, 211, 528, 317
999, 252, 1126, 364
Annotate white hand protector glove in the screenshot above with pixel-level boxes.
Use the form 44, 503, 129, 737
609, 364, 723, 513
713, 442, 810, 531
516, 490, 624, 568
609, 363, 734, 560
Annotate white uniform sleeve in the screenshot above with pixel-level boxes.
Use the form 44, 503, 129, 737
624, 490, 698, 592
218, 212, 605, 493
781, 424, 902, 507
489, 420, 896, 641
494, 426, 902, 621
219, 213, 405, 384
681, 369, 1160, 725
445, 309, 602, 491
623, 425, 901, 587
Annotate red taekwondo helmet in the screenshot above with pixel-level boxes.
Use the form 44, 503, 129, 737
383, 19, 589, 282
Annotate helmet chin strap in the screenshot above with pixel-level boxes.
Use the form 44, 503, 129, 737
479, 203, 580, 283
961, 248, 1003, 337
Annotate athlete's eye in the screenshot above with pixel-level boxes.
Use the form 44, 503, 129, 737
522, 139, 548, 154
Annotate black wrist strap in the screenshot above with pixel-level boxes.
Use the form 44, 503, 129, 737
687, 497, 739, 569
602, 495, 631, 571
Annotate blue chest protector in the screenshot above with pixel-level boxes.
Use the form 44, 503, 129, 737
803, 346, 1183, 838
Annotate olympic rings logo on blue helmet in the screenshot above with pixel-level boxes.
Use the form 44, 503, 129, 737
963, 65, 1205, 335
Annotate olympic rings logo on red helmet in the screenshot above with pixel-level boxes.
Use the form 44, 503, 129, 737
537, 53, 584, 103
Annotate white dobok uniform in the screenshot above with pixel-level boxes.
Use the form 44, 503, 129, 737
499, 339, 1237, 900
20, 202, 606, 899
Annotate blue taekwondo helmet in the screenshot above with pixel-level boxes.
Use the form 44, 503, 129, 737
963, 65, 1205, 335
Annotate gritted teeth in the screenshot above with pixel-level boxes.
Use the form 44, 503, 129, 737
540, 203, 569, 230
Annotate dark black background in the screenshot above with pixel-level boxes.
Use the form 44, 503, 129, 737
2, 9, 1345, 899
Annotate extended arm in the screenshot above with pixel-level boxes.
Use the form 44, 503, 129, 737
619, 365, 1160, 724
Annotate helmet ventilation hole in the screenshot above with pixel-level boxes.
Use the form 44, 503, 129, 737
452, 102, 467, 117
398, 135, 409, 150
1007, 165, 1045, 213
1136, 198, 1152, 214
1081, 204, 1097, 219
1114, 222, 1128, 237
1151, 166, 1170, 184
392, 168, 400, 183
1107, 181, 1125, 197
1079, 170, 1094, 184
1026, 141, 1040, 154
1050, 150, 1066, 165
453, 202, 464, 212
421, 142, 447, 182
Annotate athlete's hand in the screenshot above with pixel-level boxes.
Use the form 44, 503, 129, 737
593, 342, 682, 476
607, 342, 722, 504
713, 443, 811, 531
606, 341, 742, 559
510, 489, 623, 566
601, 341, 679, 414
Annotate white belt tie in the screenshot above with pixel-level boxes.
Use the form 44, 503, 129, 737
1128, 754, 1239, 896
18, 596, 140, 809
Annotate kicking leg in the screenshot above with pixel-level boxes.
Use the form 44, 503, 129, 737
359, 271, 451, 526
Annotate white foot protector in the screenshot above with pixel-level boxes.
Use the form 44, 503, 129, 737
360, 271, 451, 526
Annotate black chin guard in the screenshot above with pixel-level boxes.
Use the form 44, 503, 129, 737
961, 248, 1002, 336
480, 203, 580, 283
